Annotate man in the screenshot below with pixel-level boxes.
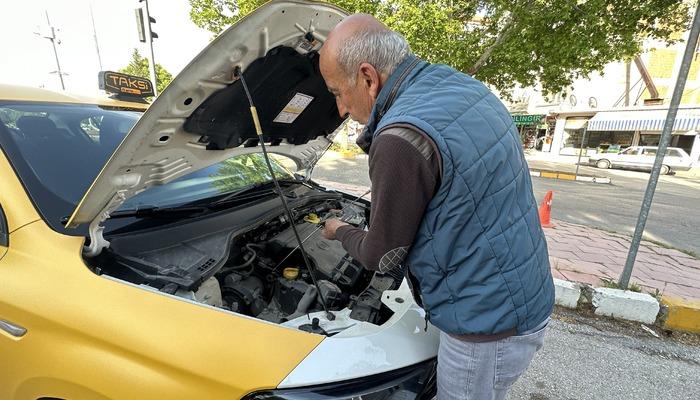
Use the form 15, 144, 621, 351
319, 14, 555, 400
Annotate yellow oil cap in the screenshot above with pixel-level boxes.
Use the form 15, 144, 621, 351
283, 267, 300, 280
303, 213, 321, 224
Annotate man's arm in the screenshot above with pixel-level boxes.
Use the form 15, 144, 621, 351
324, 127, 440, 272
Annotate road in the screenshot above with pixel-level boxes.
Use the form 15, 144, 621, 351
508, 308, 700, 400
311, 152, 700, 255
527, 160, 700, 256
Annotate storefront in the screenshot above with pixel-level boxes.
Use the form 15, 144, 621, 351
511, 114, 546, 148
549, 107, 700, 165
588, 108, 700, 163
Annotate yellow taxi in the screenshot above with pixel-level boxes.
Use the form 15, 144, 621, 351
0, 1, 438, 399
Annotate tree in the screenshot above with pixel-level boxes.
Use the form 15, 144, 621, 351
188, 0, 690, 97
120, 49, 173, 95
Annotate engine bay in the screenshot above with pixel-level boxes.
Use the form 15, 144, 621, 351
86, 189, 402, 332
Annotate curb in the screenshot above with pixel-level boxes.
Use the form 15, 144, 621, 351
661, 296, 700, 333
553, 279, 700, 334
530, 169, 611, 184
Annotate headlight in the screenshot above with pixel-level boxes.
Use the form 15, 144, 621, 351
242, 359, 436, 400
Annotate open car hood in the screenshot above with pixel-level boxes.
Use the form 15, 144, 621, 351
66, 0, 347, 229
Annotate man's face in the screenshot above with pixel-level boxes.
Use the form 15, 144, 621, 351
320, 57, 376, 125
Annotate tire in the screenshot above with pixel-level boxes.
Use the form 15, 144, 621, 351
596, 159, 611, 169
660, 165, 670, 175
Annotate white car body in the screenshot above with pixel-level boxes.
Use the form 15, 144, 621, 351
589, 146, 693, 174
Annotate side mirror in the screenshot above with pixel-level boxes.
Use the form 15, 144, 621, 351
0, 203, 8, 247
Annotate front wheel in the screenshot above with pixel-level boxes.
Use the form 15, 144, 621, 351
596, 159, 611, 169
660, 165, 670, 175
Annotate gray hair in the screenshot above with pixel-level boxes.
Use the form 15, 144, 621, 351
336, 28, 411, 84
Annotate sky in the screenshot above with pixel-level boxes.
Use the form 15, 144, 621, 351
0, 0, 213, 95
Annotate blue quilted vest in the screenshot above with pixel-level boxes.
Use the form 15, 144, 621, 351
363, 55, 555, 335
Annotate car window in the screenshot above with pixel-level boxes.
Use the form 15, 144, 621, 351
641, 148, 657, 156
0, 101, 293, 236
121, 153, 294, 210
666, 149, 682, 157
619, 147, 637, 155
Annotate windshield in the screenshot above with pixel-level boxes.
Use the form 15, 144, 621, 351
0, 101, 294, 236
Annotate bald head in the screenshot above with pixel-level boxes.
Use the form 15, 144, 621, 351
322, 14, 388, 65
319, 13, 411, 124
321, 13, 410, 83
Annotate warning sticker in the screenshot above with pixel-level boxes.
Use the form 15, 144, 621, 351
273, 93, 314, 124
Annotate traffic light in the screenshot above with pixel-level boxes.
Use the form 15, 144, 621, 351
135, 4, 157, 43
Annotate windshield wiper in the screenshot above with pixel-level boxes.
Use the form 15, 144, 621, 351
108, 204, 209, 219
207, 178, 302, 208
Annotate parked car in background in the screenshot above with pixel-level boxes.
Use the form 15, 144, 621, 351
589, 145, 693, 175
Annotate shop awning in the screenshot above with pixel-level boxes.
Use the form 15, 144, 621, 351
587, 109, 700, 132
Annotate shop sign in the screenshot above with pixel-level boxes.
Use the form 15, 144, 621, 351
512, 114, 545, 126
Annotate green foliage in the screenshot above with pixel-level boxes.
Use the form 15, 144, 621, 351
209, 153, 293, 193
119, 49, 173, 95
187, 0, 690, 96
600, 277, 642, 293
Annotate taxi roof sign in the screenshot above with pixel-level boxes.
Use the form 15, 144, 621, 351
99, 71, 153, 100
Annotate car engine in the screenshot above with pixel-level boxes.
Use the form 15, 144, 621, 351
88, 193, 402, 329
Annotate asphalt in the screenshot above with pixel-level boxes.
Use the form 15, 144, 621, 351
527, 160, 700, 256
508, 309, 700, 400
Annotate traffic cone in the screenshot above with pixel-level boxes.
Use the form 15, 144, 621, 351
538, 190, 555, 228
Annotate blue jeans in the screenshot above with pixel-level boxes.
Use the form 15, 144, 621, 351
436, 323, 547, 400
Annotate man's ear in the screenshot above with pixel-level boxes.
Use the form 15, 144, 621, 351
358, 62, 382, 99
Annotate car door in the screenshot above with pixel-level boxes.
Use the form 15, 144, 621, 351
638, 147, 658, 170
613, 146, 640, 168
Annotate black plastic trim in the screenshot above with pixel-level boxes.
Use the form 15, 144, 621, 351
0, 203, 8, 246
242, 358, 437, 400
184, 46, 344, 150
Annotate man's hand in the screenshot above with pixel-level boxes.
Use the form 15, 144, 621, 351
322, 218, 350, 240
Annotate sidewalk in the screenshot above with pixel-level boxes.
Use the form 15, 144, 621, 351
546, 220, 700, 301
314, 179, 700, 302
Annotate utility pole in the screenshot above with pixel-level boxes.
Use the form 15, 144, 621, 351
36, 11, 66, 90
90, 4, 103, 71
138, 0, 158, 95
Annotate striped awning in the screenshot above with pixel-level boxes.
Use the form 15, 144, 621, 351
587, 109, 700, 131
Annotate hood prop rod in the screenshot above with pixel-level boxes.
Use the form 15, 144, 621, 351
235, 66, 334, 321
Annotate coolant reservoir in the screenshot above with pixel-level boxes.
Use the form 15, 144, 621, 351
283, 267, 300, 280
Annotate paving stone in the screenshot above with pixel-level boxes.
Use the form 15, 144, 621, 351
671, 256, 700, 269
652, 246, 690, 258
542, 218, 700, 303
576, 245, 612, 255
551, 269, 568, 280
663, 283, 700, 300
578, 252, 614, 264
548, 250, 579, 260
548, 257, 560, 269
558, 270, 601, 286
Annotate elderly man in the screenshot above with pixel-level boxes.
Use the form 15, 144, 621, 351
319, 14, 554, 400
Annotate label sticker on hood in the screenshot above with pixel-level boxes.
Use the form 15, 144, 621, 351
273, 93, 314, 124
